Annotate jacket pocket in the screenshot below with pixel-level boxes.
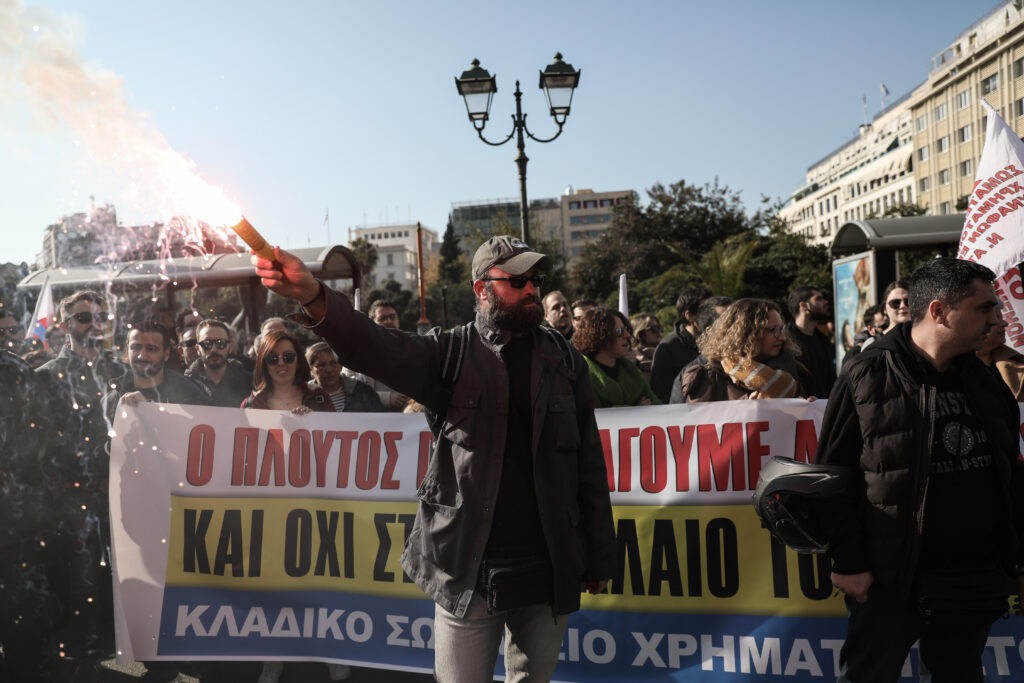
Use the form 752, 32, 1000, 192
417, 472, 462, 514
442, 388, 482, 449
549, 392, 581, 451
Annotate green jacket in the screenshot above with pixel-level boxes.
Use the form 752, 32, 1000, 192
584, 355, 660, 408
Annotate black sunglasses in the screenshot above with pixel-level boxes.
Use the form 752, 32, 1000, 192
481, 274, 546, 289
266, 351, 297, 366
180, 339, 198, 348
887, 297, 909, 309
70, 311, 107, 325
198, 338, 230, 351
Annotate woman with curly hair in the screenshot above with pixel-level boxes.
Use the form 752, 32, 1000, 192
575, 307, 660, 408
679, 298, 808, 402
241, 330, 333, 413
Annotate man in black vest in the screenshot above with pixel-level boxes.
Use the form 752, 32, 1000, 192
816, 257, 1024, 682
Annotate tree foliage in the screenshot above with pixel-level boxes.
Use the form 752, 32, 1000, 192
349, 237, 378, 287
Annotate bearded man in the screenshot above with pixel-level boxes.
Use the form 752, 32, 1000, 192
251, 235, 615, 682
785, 285, 836, 398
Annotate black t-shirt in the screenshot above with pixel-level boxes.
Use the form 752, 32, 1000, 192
919, 365, 998, 569
484, 333, 549, 562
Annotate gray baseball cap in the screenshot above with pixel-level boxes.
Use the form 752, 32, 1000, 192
472, 235, 552, 281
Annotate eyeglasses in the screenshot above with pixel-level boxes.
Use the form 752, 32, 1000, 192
180, 339, 198, 348
767, 325, 785, 339
647, 326, 663, 334
887, 297, 909, 310
481, 274, 546, 289
266, 351, 297, 366
0, 326, 22, 337
70, 311, 107, 325
198, 338, 230, 351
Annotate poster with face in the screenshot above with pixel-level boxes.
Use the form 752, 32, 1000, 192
832, 250, 875, 366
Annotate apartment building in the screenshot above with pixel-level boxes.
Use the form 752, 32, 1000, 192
779, 92, 919, 247
560, 188, 633, 263
350, 223, 438, 290
911, 2, 1024, 215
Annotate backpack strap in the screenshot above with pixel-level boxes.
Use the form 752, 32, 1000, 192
426, 323, 471, 435
540, 325, 576, 376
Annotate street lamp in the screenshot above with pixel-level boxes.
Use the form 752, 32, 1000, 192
455, 53, 581, 244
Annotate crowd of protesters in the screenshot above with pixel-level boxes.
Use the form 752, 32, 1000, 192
3, 241, 1024, 682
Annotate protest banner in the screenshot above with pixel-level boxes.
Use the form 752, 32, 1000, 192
958, 100, 1024, 348
110, 402, 1024, 681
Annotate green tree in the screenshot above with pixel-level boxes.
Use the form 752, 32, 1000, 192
684, 237, 760, 299
741, 202, 832, 308
439, 219, 464, 286
571, 180, 751, 305
349, 237, 379, 287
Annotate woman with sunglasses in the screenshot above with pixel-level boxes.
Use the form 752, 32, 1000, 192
241, 330, 332, 413
881, 279, 911, 333
680, 298, 809, 402
574, 307, 660, 408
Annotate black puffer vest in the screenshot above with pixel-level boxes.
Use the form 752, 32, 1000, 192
844, 323, 1021, 594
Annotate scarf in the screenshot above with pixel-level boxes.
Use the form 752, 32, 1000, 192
719, 357, 797, 398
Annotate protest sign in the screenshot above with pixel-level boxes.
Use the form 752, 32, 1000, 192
958, 100, 1024, 348
110, 402, 1024, 681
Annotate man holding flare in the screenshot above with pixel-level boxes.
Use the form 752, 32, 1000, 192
250, 237, 615, 683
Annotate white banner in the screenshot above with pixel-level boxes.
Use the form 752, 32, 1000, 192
958, 101, 1024, 347
108, 401, 1024, 680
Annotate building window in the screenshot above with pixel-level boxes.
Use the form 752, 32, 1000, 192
981, 73, 999, 95
937, 136, 949, 153
1015, 57, 1024, 79
955, 90, 971, 109
939, 169, 950, 185
960, 159, 973, 177
920, 177, 930, 192
569, 201, 580, 210
916, 114, 928, 131
957, 124, 971, 143
386, 254, 393, 266
583, 200, 597, 209
934, 102, 947, 121
939, 201, 951, 214
1016, 98, 1024, 118
918, 146, 929, 162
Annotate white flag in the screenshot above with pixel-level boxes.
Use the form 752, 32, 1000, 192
618, 273, 629, 318
958, 100, 1024, 348
27, 275, 55, 344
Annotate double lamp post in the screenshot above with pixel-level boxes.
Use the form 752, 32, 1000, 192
454, 53, 581, 244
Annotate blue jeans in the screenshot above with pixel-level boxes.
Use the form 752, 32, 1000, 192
433, 591, 568, 683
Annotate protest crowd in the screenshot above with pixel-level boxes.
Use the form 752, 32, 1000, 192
2, 235, 1024, 683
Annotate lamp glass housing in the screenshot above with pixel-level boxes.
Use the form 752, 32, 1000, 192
456, 60, 497, 123
538, 53, 580, 120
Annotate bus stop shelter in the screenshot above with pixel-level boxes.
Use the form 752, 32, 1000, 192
16, 245, 360, 334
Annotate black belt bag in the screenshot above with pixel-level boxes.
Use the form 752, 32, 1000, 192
480, 558, 553, 612
916, 567, 1012, 625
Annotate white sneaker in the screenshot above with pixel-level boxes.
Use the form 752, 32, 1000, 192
327, 663, 351, 680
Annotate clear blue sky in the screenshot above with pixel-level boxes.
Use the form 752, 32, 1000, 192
0, 0, 996, 266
